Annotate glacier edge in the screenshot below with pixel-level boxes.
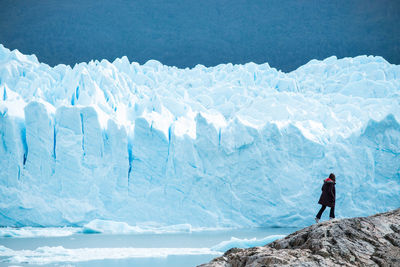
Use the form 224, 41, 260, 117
0, 45, 399, 227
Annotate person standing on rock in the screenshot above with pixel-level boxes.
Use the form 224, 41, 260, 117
315, 173, 336, 223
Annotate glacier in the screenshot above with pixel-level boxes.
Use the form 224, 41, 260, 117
0, 44, 399, 228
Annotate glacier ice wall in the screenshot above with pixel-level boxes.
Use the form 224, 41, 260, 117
0, 44, 399, 227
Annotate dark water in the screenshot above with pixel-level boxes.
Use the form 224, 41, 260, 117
0, 227, 299, 267
1, 0, 399, 71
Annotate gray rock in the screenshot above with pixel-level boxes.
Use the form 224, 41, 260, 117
199, 208, 400, 267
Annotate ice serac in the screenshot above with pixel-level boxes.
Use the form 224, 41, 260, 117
0, 111, 24, 188
81, 107, 103, 167
103, 119, 129, 197
55, 106, 86, 197
0, 44, 399, 228
24, 101, 54, 187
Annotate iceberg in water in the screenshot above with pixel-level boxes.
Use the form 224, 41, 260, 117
0, 44, 399, 228
0, 220, 223, 238
81, 219, 193, 234
211, 235, 285, 252
0, 245, 222, 265
0, 227, 79, 238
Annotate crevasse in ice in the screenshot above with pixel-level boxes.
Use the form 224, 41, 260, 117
0, 44, 399, 227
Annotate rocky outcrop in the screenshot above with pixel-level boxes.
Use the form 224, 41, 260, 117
200, 208, 400, 266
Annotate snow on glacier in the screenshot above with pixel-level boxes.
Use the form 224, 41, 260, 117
0, 44, 399, 228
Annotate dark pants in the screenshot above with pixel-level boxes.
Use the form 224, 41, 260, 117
316, 205, 335, 219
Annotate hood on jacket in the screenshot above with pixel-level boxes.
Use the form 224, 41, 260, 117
324, 178, 335, 184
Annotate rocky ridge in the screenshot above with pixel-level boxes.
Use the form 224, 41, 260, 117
200, 208, 400, 266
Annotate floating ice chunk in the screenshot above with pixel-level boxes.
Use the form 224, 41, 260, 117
0, 227, 78, 238
82, 219, 137, 234
82, 219, 194, 234
0, 245, 221, 265
211, 235, 286, 252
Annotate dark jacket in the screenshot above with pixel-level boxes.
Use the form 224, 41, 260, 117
318, 178, 336, 207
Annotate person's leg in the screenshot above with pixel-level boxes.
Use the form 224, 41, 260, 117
329, 206, 335, 219
316, 205, 326, 219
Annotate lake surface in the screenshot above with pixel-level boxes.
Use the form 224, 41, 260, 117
0, 227, 299, 267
